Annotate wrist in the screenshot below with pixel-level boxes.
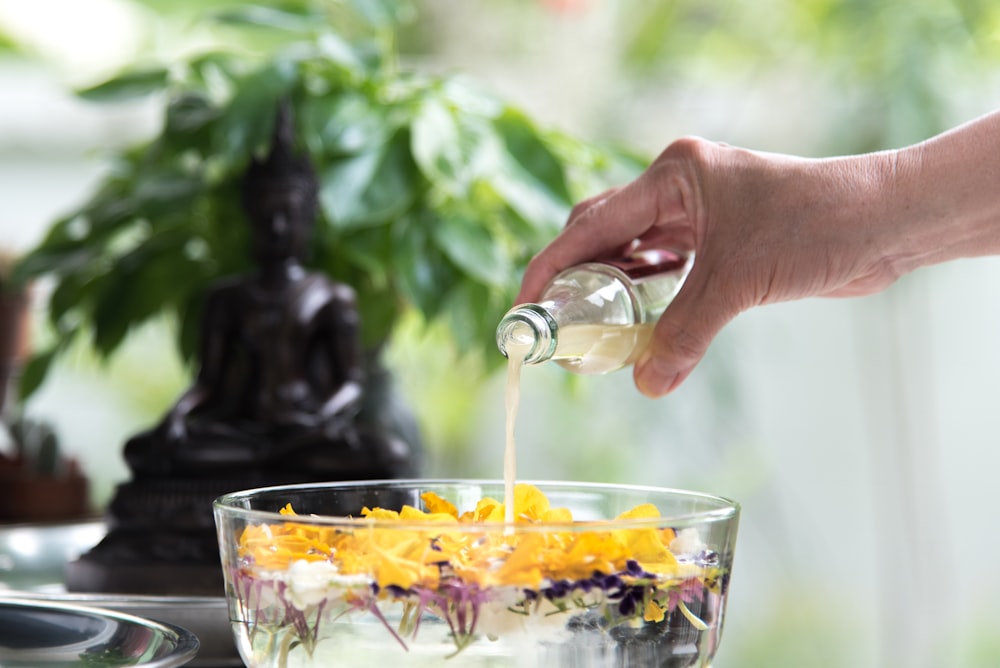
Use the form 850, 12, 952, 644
879, 113, 1000, 274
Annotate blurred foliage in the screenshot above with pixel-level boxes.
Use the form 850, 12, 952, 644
0, 30, 16, 53
614, 0, 1000, 150
949, 614, 1000, 667
0, 248, 21, 294
721, 586, 864, 668
0, 410, 64, 477
7, 0, 998, 401
12, 0, 643, 400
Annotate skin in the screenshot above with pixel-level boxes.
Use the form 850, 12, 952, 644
517, 110, 1000, 397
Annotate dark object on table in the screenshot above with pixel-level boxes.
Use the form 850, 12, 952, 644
67, 101, 421, 596
0, 412, 90, 523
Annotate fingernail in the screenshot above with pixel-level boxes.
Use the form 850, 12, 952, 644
634, 351, 675, 398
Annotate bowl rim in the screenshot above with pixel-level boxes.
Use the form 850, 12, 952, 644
213, 478, 740, 530
0, 595, 201, 667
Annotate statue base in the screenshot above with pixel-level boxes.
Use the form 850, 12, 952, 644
66, 553, 224, 597
66, 475, 297, 597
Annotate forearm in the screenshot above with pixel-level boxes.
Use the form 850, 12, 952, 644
756, 110, 1000, 298
880, 110, 1000, 274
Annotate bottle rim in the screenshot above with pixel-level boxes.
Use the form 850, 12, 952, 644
495, 304, 558, 364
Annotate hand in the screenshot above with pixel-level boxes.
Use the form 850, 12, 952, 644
518, 137, 903, 397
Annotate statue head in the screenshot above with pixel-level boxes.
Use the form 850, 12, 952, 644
241, 100, 320, 263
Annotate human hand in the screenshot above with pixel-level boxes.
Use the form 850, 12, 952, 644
518, 137, 903, 397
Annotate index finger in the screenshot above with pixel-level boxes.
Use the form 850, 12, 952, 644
515, 181, 660, 303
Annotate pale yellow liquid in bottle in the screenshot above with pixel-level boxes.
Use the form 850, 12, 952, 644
553, 323, 655, 374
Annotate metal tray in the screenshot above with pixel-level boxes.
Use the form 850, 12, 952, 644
0, 596, 200, 667
0, 520, 239, 667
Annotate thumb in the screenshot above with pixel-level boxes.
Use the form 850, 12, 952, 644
632, 265, 736, 397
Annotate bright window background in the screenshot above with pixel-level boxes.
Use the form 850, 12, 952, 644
3, 1, 1000, 666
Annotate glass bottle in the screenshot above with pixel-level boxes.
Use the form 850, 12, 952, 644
496, 249, 693, 375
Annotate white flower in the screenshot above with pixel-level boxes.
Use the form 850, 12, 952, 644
669, 527, 705, 557
284, 559, 372, 611
285, 559, 339, 610
475, 587, 581, 643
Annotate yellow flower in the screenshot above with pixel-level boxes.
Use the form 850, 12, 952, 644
612, 503, 679, 573
238, 483, 699, 593
420, 491, 458, 518
643, 598, 666, 623
512, 484, 551, 521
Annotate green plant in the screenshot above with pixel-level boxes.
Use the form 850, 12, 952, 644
0, 248, 31, 415
0, 249, 19, 296
0, 410, 66, 478
0, 409, 89, 523
13, 1, 643, 399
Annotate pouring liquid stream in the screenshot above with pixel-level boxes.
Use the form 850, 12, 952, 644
501, 325, 652, 525
503, 340, 532, 528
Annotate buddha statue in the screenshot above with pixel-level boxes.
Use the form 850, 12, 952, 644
67, 102, 421, 595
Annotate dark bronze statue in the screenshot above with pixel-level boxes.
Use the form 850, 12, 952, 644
68, 102, 421, 595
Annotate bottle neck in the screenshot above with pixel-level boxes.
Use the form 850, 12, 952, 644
495, 304, 559, 365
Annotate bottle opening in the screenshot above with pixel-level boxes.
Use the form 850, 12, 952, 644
501, 320, 536, 359
495, 304, 558, 365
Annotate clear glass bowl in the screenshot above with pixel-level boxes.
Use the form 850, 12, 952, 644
214, 480, 739, 667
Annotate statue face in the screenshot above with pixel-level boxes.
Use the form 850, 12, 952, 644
249, 188, 313, 262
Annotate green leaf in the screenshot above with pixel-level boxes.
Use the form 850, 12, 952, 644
411, 95, 499, 193
462, 180, 556, 263
351, 278, 400, 348
47, 270, 95, 330
494, 108, 572, 202
213, 59, 300, 164
177, 292, 207, 365
440, 279, 505, 361
133, 173, 205, 210
346, 0, 416, 29
319, 129, 418, 228
77, 68, 170, 102
165, 92, 221, 136
327, 228, 391, 287
301, 92, 388, 157
89, 231, 202, 356
183, 51, 246, 99
311, 31, 371, 73
392, 214, 458, 319
316, 225, 398, 347
438, 77, 504, 119
488, 108, 573, 230
18, 348, 58, 400
491, 156, 570, 231
431, 213, 509, 287
411, 96, 462, 182
209, 5, 322, 33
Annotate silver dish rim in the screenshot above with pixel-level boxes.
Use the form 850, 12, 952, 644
0, 594, 201, 667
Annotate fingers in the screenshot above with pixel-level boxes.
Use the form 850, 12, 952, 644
632, 261, 739, 397
516, 182, 663, 304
